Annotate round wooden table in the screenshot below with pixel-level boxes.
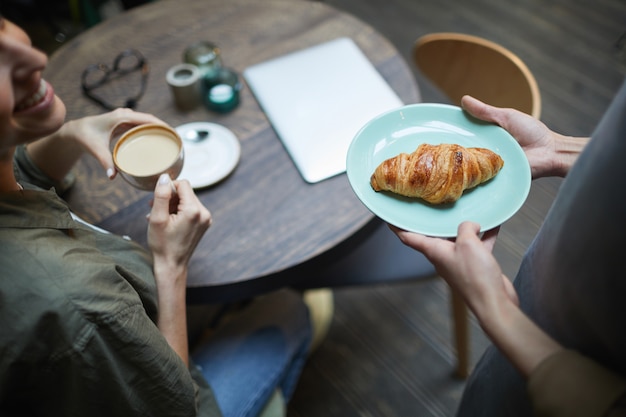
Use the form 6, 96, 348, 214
45, 0, 420, 302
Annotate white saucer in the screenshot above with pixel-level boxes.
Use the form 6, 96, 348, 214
176, 122, 241, 189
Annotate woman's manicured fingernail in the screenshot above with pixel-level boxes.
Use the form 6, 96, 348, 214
158, 173, 171, 185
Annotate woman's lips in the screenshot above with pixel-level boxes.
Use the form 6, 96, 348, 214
14, 79, 55, 115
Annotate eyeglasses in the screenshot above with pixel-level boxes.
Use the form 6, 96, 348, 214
81, 49, 149, 110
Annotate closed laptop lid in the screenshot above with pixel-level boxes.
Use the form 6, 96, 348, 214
243, 37, 403, 183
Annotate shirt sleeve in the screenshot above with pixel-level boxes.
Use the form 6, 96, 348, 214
528, 349, 626, 417
16, 285, 222, 417
35, 302, 222, 417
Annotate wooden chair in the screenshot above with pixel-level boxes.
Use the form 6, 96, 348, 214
410, 32, 542, 379
413, 32, 541, 118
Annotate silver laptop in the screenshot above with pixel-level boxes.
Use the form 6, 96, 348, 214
243, 37, 403, 183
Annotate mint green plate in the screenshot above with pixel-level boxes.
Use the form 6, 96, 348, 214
346, 103, 531, 237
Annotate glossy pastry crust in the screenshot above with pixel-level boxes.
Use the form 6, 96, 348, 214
370, 143, 504, 204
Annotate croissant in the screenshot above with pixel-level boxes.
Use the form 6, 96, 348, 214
370, 143, 504, 204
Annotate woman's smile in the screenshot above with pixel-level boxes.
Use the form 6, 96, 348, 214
14, 78, 55, 115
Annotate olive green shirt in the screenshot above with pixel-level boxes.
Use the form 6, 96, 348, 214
0, 148, 221, 416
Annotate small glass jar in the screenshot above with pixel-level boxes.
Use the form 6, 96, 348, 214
183, 41, 223, 77
202, 67, 242, 113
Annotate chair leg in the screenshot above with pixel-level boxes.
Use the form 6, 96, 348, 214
450, 287, 470, 378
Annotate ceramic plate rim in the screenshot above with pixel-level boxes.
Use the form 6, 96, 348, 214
176, 122, 241, 189
346, 103, 531, 237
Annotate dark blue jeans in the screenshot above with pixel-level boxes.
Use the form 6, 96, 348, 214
191, 289, 312, 417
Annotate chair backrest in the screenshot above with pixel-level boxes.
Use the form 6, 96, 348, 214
413, 32, 541, 119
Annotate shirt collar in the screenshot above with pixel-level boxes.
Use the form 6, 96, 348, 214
0, 186, 77, 230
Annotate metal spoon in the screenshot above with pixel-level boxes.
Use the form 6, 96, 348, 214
184, 129, 210, 142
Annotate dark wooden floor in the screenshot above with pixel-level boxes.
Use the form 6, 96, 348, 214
15, 0, 626, 415
288, 0, 626, 416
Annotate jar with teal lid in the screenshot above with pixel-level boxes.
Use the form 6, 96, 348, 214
183, 41, 222, 77
202, 67, 242, 113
